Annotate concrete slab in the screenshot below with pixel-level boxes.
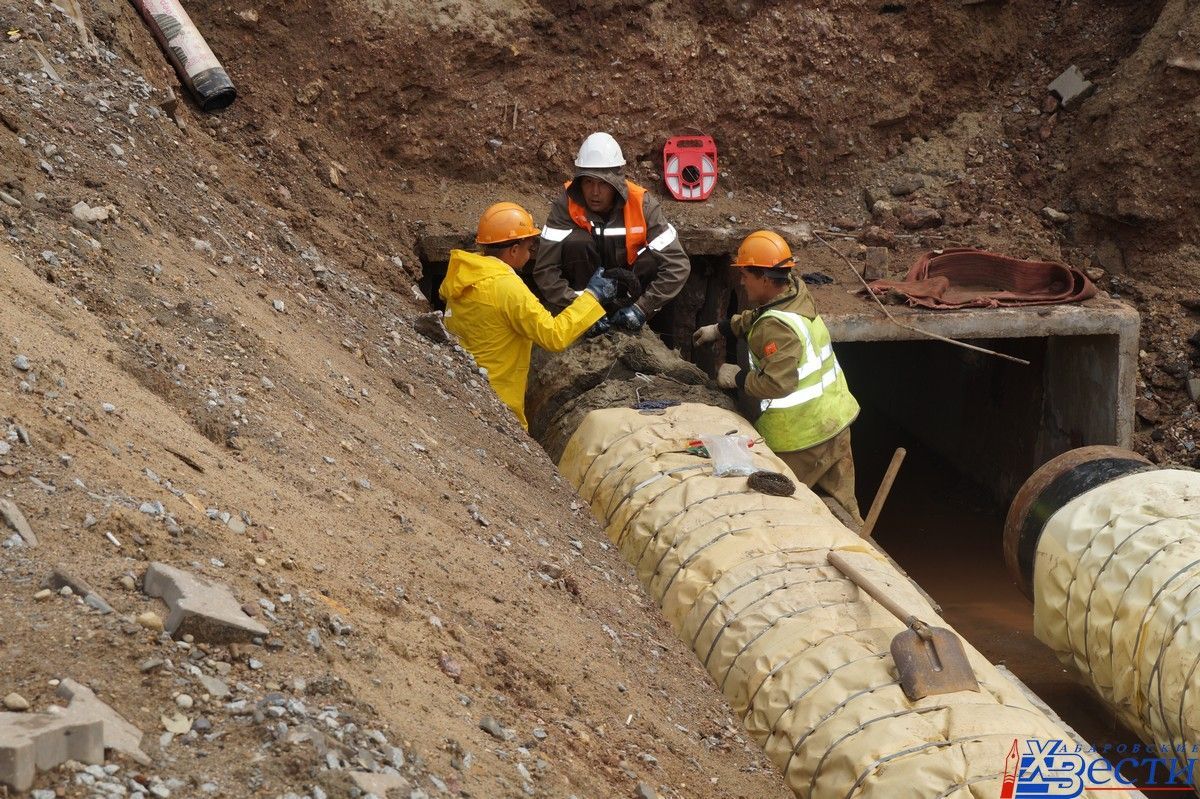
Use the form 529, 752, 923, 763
143, 562, 268, 643
54, 679, 149, 766
0, 711, 103, 792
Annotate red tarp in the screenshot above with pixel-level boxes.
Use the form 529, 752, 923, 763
864, 248, 1096, 309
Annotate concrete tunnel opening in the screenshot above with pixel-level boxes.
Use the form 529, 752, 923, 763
418, 226, 1153, 772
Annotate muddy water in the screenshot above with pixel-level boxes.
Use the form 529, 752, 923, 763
853, 415, 1193, 797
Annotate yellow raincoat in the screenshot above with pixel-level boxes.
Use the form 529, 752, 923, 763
440, 249, 605, 429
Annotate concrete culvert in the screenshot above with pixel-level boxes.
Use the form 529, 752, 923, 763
530, 339, 1137, 799
1007, 446, 1200, 792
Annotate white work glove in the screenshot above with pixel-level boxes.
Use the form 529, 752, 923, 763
717, 363, 741, 390
692, 324, 721, 347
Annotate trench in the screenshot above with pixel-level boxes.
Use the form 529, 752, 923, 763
850, 409, 1133, 752
419, 232, 1154, 789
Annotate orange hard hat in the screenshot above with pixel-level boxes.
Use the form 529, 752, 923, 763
476, 202, 541, 245
732, 230, 795, 269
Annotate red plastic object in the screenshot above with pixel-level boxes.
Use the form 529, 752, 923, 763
663, 134, 718, 201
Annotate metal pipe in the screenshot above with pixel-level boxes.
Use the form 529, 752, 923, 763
130, 0, 236, 112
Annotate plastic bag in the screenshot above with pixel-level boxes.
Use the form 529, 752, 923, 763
700, 434, 757, 477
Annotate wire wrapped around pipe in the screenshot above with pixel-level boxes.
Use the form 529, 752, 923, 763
558, 403, 1133, 798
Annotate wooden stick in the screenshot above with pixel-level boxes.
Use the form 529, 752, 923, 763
862, 447, 905, 540
814, 232, 1032, 366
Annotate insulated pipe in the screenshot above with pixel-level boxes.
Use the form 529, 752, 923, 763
131, 0, 237, 111
558, 404, 1134, 798
1006, 446, 1200, 790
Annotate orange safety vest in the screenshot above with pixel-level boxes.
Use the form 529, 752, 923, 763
565, 180, 649, 266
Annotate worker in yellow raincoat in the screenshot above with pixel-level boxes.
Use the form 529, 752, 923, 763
440, 201, 622, 430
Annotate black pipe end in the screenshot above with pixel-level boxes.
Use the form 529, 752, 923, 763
1004, 446, 1151, 600
191, 68, 237, 112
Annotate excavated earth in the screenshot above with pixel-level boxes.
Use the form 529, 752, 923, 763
0, 0, 1198, 797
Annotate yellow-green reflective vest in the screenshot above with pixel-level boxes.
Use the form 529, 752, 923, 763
748, 309, 860, 452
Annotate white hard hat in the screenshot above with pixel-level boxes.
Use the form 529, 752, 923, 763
574, 132, 626, 169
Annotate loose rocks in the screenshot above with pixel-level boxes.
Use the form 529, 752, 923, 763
3, 692, 29, 711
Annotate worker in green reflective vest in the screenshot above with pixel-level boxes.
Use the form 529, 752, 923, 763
693, 230, 863, 524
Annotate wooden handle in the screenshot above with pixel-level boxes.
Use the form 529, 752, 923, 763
861, 447, 906, 540
828, 550, 916, 625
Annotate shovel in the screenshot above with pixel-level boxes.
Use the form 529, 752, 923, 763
828, 550, 979, 700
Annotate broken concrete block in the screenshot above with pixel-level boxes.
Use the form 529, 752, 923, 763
48, 566, 113, 614
53, 679, 149, 766
0, 711, 103, 792
1048, 65, 1094, 107
142, 562, 268, 643
0, 499, 37, 546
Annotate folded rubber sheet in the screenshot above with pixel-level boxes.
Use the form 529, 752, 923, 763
1034, 468, 1200, 791
865, 249, 1097, 309
560, 403, 1132, 798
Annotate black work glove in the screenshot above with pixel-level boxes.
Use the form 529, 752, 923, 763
585, 316, 612, 338
609, 304, 646, 331
584, 267, 617, 303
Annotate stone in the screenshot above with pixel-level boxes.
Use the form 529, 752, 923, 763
479, 716, 514, 741
53, 680, 148, 765
634, 783, 658, 799
857, 226, 897, 248
175, 694, 194, 710
12, 355, 30, 371
350, 771, 411, 795
864, 247, 889, 281
889, 174, 925, 196
197, 675, 229, 699
1042, 206, 1070, 224
1048, 65, 1094, 107
897, 205, 943, 230
3, 693, 29, 711
1136, 397, 1161, 424
0, 711, 103, 791
48, 566, 112, 614
1188, 379, 1200, 403
0, 499, 36, 546
0, 191, 21, 207
1167, 56, 1200, 73
137, 611, 164, 632
142, 562, 268, 643
861, 185, 890, 209
161, 712, 190, 734
413, 312, 451, 344
71, 201, 110, 223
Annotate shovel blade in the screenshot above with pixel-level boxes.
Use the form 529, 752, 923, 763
890, 625, 980, 701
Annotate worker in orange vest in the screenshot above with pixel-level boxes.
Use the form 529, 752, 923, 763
533, 132, 691, 335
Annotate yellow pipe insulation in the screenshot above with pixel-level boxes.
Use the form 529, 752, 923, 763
1007, 447, 1200, 793
559, 404, 1133, 798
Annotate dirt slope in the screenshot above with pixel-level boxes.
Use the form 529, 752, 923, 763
0, 2, 789, 797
